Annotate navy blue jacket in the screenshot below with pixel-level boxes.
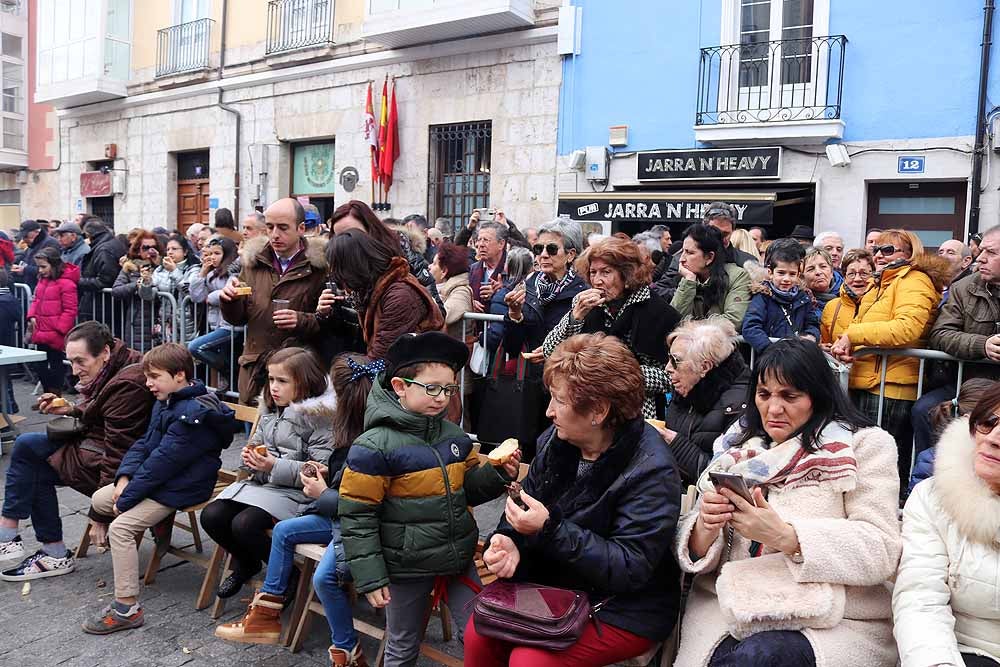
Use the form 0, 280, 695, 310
908, 447, 935, 494
494, 418, 682, 641
501, 272, 587, 379
115, 381, 237, 513
741, 284, 820, 353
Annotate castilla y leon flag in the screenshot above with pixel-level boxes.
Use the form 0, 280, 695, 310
380, 80, 400, 194
364, 81, 379, 185
377, 76, 389, 175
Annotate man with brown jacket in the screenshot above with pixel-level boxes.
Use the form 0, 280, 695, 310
220, 198, 326, 405
915, 225, 1000, 455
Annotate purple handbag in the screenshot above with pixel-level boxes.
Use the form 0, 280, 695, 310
471, 581, 600, 651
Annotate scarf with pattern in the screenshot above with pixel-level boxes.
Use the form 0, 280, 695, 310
535, 267, 578, 305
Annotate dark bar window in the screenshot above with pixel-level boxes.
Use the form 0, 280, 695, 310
428, 121, 492, 239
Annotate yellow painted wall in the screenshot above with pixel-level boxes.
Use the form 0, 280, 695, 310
338, 0, 365, 26
130, 1, 173, 72
224, 0, 267, 49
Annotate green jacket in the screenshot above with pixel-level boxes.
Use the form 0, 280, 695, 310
338, 378, 509, 593
670, 262, 751, 329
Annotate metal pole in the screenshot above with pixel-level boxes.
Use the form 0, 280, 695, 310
969, 0, 995, 235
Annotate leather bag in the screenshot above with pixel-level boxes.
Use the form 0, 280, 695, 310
471, 581, 597, 651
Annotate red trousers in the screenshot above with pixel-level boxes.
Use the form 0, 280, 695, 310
463, 615, 655, 667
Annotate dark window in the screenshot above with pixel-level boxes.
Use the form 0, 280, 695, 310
428, 121, 492, 238
177, 150, 210, 180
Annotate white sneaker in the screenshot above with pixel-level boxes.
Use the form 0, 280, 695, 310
0, 549, 75, 581
0, 536, 24, 564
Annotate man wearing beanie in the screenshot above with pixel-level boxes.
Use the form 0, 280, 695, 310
13, 220, 60, 289
338, 331, 521, 667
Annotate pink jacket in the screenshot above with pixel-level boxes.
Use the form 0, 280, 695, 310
28, 263, 80, 350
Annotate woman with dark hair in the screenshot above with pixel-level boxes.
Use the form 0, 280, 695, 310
327, 229, 443, 360
429, 241, 472, 341
111, 231, 165, 352
329, 200, 444, 314
542, 236, 681, 418
466, 333, 682, 666
146, 233, 201, 341
675, 339, 901, 667
26, 246, 79, 395
485, 245, 534, 355
671, 224, 751, 329
893, 384, 1000, 667
188, 237, 242, 388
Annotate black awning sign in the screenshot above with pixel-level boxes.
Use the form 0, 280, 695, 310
638, 147, 781, 181
557, 195, 773, 226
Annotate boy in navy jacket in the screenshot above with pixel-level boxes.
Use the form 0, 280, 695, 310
742, 240, 820, 353
82, 343, 236, 635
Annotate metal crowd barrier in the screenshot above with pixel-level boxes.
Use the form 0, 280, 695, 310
179, 294, 243, 400
11, 283, 31, 349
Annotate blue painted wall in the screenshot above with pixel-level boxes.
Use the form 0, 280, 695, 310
559, 0, 1000, 153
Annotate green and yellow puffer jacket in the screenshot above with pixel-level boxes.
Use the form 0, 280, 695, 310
338, 378, 510, 594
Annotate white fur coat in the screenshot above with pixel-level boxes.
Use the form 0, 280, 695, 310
892, 418, 1000, 666
673, 426, 902, 667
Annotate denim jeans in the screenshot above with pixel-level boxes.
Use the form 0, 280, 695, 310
261, 513, 333, 596
188, 327, 235, 371
1, 432, 65, 543
710, 630, 816, 667
312, 524, 358, 651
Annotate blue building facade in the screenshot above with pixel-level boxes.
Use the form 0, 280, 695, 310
555, 0, 1000, 248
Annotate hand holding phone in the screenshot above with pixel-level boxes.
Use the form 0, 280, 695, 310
708, 471, 757, 507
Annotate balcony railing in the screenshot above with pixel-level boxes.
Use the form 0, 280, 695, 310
266, 0, 335, 55
156, 18, 214, 78
696, 35, 847, 125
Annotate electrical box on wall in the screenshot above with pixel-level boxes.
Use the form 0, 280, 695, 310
585, 146, 608, 181
609, 125, 628, 147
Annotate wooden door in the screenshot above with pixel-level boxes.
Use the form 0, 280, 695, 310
177, 179, 210, 234
866, 181, 968, 252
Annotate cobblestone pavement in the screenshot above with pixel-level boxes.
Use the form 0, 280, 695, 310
0, 377, 505, 666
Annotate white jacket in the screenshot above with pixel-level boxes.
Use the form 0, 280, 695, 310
893, 418, 1000, 667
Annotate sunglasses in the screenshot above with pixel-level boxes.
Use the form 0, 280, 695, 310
872, 244, 903, 256
402, 378, 461, 398
666, 352, 684, 368
975, 413, 1000, 435
141, 244, 158, 251
532, 243, 562, 256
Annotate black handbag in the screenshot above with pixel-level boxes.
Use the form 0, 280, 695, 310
476, 343, 544, 447
46, 415, 86, 442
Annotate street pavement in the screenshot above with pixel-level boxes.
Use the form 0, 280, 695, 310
0, 377, 506, 666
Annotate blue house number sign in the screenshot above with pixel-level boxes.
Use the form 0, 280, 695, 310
898, 156, 925, 174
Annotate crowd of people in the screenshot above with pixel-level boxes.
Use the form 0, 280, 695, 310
0, 198, 996, 667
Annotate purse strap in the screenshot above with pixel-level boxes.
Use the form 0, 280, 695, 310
490, 340, 527, 382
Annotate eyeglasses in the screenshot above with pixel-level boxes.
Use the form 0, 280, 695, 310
975, 413, 1000, 435
872, 244, 903, 257
666, 352, 684, 369
532, 243, 562, 256
845, 270, 872, 280
140, 244, 158, 251
402, 378, 461, 398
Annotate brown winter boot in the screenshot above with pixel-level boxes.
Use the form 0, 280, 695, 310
329, 643, 369, 667
213, 590, 284, 644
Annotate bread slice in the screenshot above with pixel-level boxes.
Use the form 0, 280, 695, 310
253, 445, 268, 457
49, 397, 68, 408
488, 438, 519, 465
645, 418, 666, 429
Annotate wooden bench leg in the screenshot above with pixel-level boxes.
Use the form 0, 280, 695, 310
75, 523, 92, 559
142, 515, 175, 586
284, 558, 316, 650
187, 511, 203, 553
438, 603, 453, 643
210, 552, 234, 619
196, 544, 226, 611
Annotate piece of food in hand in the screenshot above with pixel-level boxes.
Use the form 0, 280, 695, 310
506, 481, 529, 511
302, 462, 319, 479
49, 397, 68, 408
234, 281, 253, 296
488, 438, 520, 465
253, 445, 268, 457
645, 418, 666, 429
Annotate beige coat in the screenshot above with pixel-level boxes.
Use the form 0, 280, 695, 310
674, 426, 902, 667
893, 418, 1000, 666
437, 272, 473, 341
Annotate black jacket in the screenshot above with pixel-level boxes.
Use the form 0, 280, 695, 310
79, 229, 127, 321
666, 350, 750, 484
580, 290, 680, 365
494, 418, 683, 641
21, 230, 60, 288
501, 272, 588, 379
652, 244, 758, 302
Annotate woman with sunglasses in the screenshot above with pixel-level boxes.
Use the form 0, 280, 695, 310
820, 247, 876, 348
111, 231, 165, 352
829, 229, 951, 492
893, 383, 1000, 667
676, 338, 901, 667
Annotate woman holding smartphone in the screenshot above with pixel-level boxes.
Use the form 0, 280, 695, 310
676, 338, 902, 667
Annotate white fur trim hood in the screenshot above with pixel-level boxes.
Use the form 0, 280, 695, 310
933, 417, 1000, 546
255, 382, 337, 429
240, 235, 328, 271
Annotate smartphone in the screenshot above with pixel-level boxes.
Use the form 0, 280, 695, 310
708, 471, 757, 507
506, 481, 529, 511
473, 207, 496, 221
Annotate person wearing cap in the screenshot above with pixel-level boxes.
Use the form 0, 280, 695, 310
12, 220, 60, 289
54, 221, 91, 267
78, 219, 127, 327
338, 331, 520, 667
790, 224, 815, 247
301, 204, 324, 239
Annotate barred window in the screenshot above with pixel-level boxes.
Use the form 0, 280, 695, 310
428, 121, 491, 239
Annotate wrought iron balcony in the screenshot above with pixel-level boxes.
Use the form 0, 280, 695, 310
696, 35, 847, 126
266, 0, 335, 55
156, 18, 214, 78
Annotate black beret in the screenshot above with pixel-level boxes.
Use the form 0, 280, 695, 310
384, 331, 469, 380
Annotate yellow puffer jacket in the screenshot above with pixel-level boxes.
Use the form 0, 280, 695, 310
820, 282, 869, 344
844, 254, 951, 400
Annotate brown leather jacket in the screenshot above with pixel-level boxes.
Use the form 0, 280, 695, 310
362, 256, 444, 359
47, 341, 154, 495
219, 236, 328, 403
928, 271, 1000, 381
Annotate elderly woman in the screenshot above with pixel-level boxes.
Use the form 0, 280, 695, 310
671, 224, 751, 329
820, 247, 875, 346
541, 236, 680, 418
830, 229, 950, 487
803, 247, 840, 320
429, 241, 472, 342
659, 317, 750, 485
675, 339, 901, 667
485, 246, 533, 356
893, 386, 1000, 667
465, 333, 682, 667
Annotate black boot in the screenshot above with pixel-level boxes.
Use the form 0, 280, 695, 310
217, 562, 261, 599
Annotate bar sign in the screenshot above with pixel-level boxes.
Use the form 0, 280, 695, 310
898, 156, 925, 174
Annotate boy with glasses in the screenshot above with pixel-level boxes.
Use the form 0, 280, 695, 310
338, 331, 520, 667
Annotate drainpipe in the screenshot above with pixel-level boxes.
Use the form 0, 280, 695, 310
969, 0, 995, 236
216, 0, 241, 223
